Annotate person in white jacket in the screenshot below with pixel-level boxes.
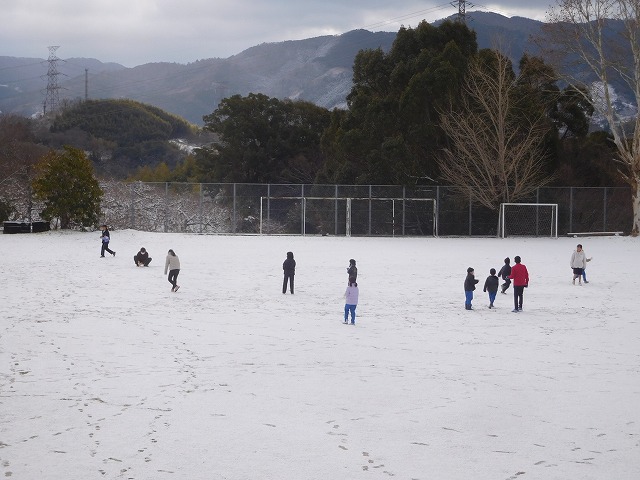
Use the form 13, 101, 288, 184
164, 249, 181, 292
570, 244, 591, 285
343, 281, 359, 325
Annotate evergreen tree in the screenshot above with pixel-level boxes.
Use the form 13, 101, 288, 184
320, 20, 477, 185
32, 146, 103, 229
199, 94, 330, 183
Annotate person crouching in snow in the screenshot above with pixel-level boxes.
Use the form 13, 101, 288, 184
134, 247, 152, 267
344, 281, 359, 325
282, 251, 296, 294
464, 267, 479, 310
483, 268, 499, 308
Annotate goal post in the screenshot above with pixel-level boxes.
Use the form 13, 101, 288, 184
500, 203, 558, 238
259, 196, 437, 236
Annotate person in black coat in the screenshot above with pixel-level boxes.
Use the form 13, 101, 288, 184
464, 267, 479, 310
497, 257, 512, 294
134, 247, 152, 267
483, 268, 500, 308
347, 259, 357, 282
282, 251, 296, 294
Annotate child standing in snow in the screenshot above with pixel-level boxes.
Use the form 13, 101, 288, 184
164, 249, 181, 292
483, 268, 499, 308
282, 251, 296, 294
508, 256, 529, 312
344, 281, 359, 325
464, 267, 479, 310
498, 257, 511, 294
570, 244, 591, 285
347, 259, 357, 283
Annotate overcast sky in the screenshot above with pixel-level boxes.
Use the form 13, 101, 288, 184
1, 0, 553, 67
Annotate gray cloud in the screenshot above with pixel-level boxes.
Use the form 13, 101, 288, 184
1, 0, 552, 67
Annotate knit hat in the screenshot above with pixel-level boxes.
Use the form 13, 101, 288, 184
467, 267, 474, 273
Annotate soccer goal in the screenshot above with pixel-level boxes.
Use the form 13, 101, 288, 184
259, 196, 437, 236
499, 203, 558, 238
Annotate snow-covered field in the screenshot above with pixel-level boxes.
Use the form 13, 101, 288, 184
1, 230, 639, 480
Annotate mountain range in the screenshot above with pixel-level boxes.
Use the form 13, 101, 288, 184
0, 12, 625, 126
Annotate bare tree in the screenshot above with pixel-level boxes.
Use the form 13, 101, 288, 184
542, 0, 640, 235
438, 50, 553, 211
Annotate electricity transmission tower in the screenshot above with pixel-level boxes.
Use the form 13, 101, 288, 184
451, 0, 473, 23
43, 46, 62, 115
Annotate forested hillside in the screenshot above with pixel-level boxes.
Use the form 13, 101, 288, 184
48, 99, 202, 176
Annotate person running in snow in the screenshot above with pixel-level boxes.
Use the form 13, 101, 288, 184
134, 247, 152, 267
498, 257, 511, 294
164, 249, 181, 292
347, 259, 357, 282
483, 268, 499, 309
570, 244, 591, 285
344, 280, 359, 325
508, 256, 529, 312
282, 251, 296, 294
99, 224, 116, 257
464, 267, 479, 310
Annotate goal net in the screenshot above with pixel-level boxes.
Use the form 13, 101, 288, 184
259, 197, 437, 236
500, 203, 558, 238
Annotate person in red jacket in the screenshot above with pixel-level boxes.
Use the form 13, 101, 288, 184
508, 255, 529, 312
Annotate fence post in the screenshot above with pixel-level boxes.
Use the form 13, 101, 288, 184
129, 183, 134, 229
267, 184, 271, 224
199, 183, 203, 234
335, 185, 339, 235
536, 188, 540, 236
468, 189, 472, 236
569, 187, 573, 233
368, 185, 372, 236
301, 184, 305, 235
232, 183, 237, 234
164, 182, 169, 233
436, 186, 440, 237
603, 187, 608, 231
402, 185, 406, 237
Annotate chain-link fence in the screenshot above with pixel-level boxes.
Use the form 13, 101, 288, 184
98, 182, 632, 236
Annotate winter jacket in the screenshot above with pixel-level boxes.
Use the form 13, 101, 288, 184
347, 265, 358, 281
164, 254, 181, 274
345, 285, 359, 305
498, 262, 511, 280
135, 250, 150, 264
570, 250, 588, 269
509, 263, 529, 287
283, 253, 296, 275
464, 274, 479, 291
483, 275, 499, 293
100, 228, 111, 243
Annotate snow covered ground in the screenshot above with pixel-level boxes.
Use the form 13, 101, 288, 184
1, 230, 639, 480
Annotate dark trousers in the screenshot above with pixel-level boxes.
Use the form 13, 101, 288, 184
501, 278, 511, 292
513, 285, 525, 310
168, 269, 180, 288
134, 256, 152, 266
101, 242, 114, 256
283, 273, 294, 294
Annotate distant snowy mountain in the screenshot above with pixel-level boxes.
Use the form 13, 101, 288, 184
0, 12, 635, 126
